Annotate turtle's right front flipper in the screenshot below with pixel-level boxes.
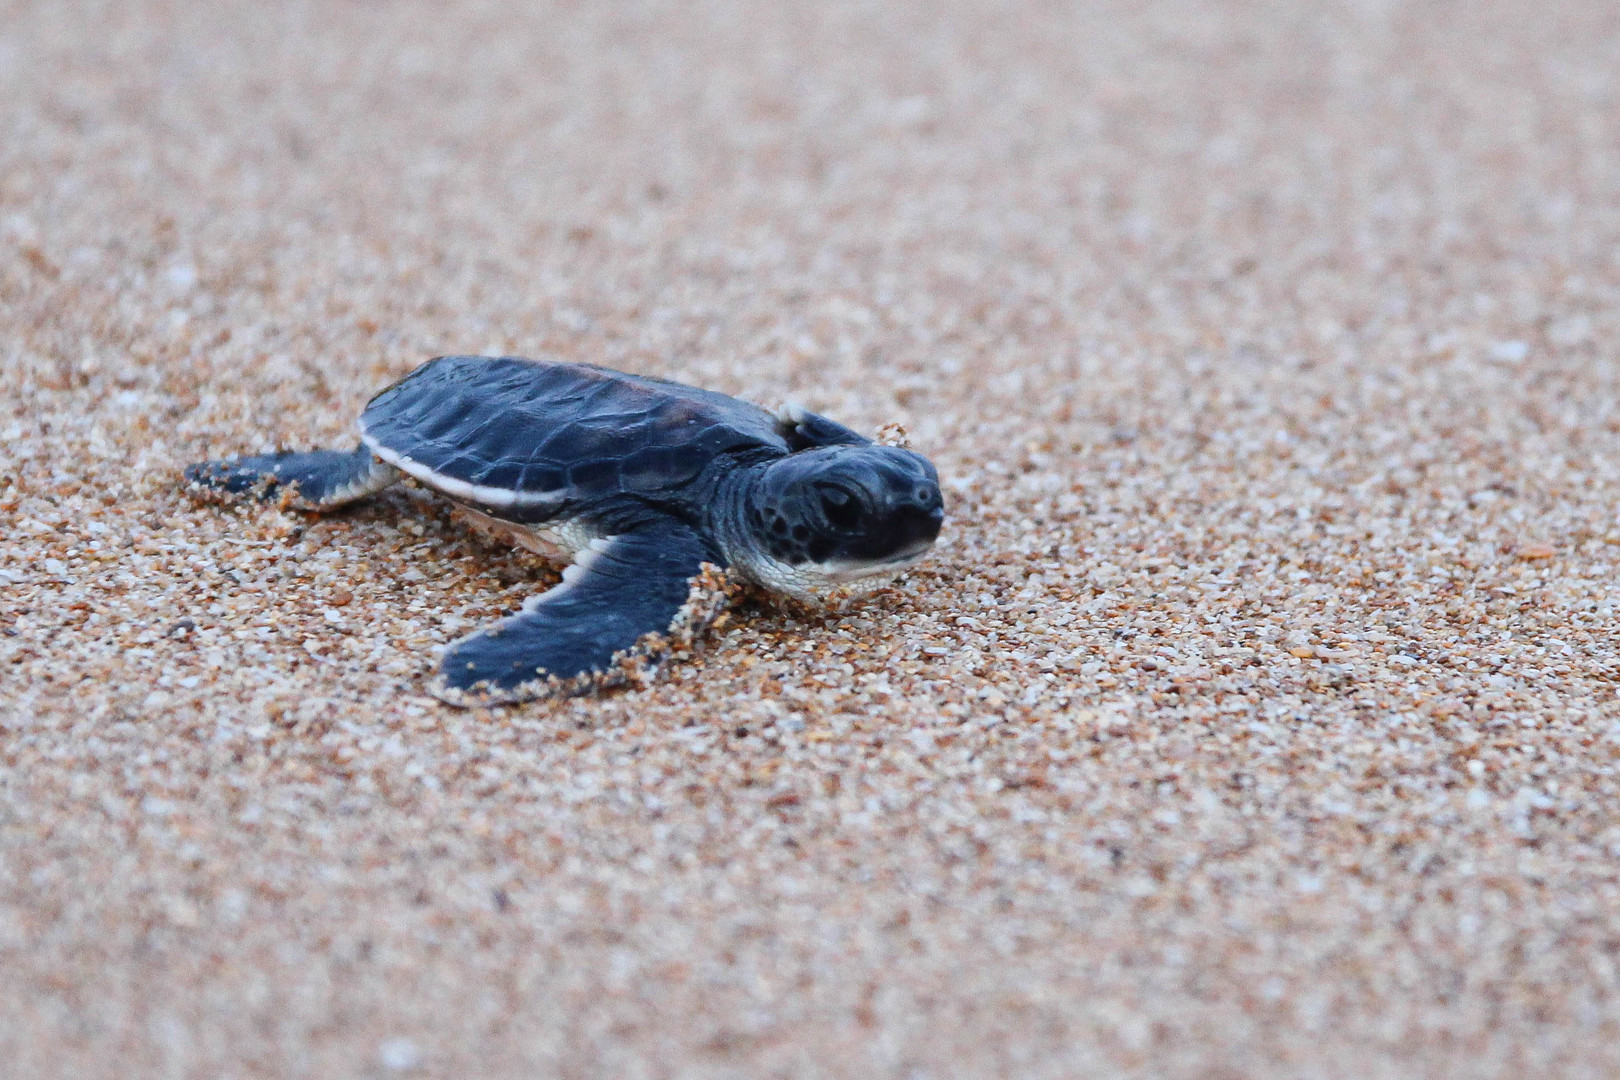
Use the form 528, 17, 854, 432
431, 520, 732, 705
184, 444, 400, 511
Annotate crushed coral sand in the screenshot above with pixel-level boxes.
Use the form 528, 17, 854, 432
5, 1, 1620, 1076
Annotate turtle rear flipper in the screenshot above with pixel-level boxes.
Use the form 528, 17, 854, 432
185, 444, 400, 510
430, 521, 731, 705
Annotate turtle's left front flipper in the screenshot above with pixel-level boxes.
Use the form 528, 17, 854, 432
431, 520, 732, 705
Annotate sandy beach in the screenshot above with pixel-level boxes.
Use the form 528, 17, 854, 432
5, 0, 1620, 1075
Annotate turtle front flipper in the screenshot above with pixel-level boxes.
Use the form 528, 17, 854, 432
184, 445, 400, 510
774, 402, 871, 451
431, 521, 732, 705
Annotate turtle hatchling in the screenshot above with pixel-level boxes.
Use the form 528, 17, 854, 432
186, 355, 945, 704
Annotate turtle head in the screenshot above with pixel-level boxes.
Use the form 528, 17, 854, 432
742, 445, 944, 597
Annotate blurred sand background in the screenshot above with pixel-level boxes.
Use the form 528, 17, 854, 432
6, 0, 1620, 1076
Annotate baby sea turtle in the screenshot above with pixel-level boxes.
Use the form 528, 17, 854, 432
186, 355, 944, 704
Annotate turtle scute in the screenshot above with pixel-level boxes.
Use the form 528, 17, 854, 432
358, 355, 794, 504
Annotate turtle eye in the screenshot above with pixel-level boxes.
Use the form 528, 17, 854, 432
817, 486, 862, 530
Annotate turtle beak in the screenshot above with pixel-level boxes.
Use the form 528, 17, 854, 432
884, 489, 944, 552
910, 503, 946, 546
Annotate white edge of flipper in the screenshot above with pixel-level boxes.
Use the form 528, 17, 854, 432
428, 553, 736, 708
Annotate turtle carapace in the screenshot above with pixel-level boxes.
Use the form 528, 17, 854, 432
185, 356, 945, 704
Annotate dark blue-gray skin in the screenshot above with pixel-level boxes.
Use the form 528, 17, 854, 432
185, 356, 945, 704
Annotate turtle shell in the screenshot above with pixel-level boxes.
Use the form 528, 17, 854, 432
357, 356, 788, 519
